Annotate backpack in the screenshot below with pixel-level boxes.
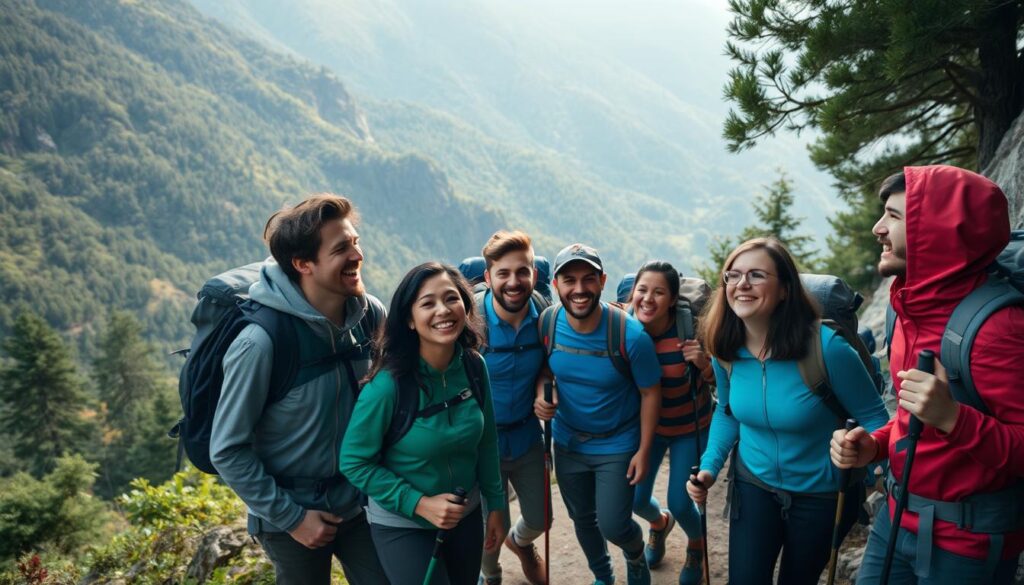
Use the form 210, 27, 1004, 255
616, 272, 712, 342
458, 255, 553, 305
885, 230, 1024, 415
381, 349, 487, 449
171, 262, 381, 474
720, 273, 881, 422
538, 303, 633, 382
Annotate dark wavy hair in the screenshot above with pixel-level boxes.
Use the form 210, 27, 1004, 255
366, 262, 484, 385
700, 237, 819, 362
629, 260, 681, 315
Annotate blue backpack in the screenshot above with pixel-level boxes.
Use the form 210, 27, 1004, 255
171, 262, 381, 474
885, 230, 1024, 415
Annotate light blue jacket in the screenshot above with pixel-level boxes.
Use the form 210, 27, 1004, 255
700, 324, 889, 493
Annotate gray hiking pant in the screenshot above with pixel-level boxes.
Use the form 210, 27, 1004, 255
481, 442, 552, 579
256, 510, 388, 585
554, 445, 644, 582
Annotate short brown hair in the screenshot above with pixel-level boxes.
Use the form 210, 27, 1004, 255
263, 193, 360, 281
700, 237, 819, 362
481, 230, 534, 269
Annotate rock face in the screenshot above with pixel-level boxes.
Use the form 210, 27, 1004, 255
857, 110, 1024, 584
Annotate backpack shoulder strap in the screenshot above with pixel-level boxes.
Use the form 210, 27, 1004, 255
675, 303, 695, 342
474, 289, 488, 322
885, 303, 897, 361
384, 371, 421, 450
941, 277, 1024, 415
463, 349, 487, 408
605, 304, 632, 382
802, 321, 848, 421
538, 305, 560, 358
530, 290, 552, 312
239, 301, 301, 405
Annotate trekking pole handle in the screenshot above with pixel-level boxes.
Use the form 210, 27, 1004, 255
838, 418, 857, 480
908, 350, 935, 438
689, 465, 704, 488
432, 486, 468, 552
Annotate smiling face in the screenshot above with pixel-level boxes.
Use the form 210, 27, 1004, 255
408, 272, 467, 352
872, 192, 907, 278
725, 248, 784, 327
554, 262, 606, 320
484, 249, 536, 314
297, 218, 365, 300
631, 270, 675, 332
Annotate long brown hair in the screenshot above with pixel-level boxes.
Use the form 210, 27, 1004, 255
366, 262, 484, 384
700, 238, 818, 362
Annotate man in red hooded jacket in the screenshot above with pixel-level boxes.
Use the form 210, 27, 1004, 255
830, 165, 1024, 584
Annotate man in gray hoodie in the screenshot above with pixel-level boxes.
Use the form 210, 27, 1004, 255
210, 194, 388, 585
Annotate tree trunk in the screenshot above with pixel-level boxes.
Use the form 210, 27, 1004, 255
975, 1, 1023, 169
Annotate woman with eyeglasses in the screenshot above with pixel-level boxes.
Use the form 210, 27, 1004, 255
686, 238, 888, 585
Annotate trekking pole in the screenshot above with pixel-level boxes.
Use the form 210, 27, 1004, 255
690, 464, 712, 585
826, 418, 858, 585
543, 381, 554, 583
423, 486, 468, 585
688, 366, 712, 585
880, 350, 934, 585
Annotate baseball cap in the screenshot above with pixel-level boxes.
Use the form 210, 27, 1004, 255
553, 243, 603, 276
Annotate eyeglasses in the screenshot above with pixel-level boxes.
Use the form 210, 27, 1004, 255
722, 269, 774, 286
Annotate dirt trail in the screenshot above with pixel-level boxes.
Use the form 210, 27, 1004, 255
498, 458, 856, 584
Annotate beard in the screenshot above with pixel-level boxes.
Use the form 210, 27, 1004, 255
494, 286, 531, 313
559, 292, 599, 320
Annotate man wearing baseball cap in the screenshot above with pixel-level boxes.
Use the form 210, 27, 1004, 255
534, 244, 662, 585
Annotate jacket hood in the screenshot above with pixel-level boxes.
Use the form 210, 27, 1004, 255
894, 165, 1009, 320
249, 261, 368, 334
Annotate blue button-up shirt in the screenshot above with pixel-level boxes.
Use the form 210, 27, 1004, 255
482, 290, 545, 461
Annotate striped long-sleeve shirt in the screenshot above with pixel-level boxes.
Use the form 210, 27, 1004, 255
652, 323, 714, 437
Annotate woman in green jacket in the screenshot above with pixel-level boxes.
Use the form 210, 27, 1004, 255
340, 262, 506, 585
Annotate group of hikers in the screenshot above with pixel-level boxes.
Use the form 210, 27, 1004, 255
196, 164, 1023, 585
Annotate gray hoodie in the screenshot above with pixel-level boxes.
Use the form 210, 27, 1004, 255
210, 262, 384, 533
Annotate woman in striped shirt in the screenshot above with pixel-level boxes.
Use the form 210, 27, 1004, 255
627, 260, 714, 585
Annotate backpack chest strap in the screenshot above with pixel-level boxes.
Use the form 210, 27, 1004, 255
416, 388, 475, 419
551, 342, 612, 358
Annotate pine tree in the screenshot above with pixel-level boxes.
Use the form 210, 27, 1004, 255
92, 312, 176, 499
0, 312, 97, 477
739, 171, 818, 270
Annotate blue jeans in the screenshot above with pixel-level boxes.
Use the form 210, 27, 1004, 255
631, 430, 706, 542
555, 446, 644, 582
856, 502, 1017, 585
728, 477, 859, 585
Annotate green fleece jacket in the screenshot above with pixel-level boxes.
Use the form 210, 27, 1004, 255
339, 346, 505, 529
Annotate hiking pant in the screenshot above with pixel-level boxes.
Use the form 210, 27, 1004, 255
728, 477, 859, 585
371, 505, 484, 585
856, 502, 1018, 585
632, 429, 707, 543
256, 510, 387, 585
554, 445, 644, 583
481, 442, 551, 579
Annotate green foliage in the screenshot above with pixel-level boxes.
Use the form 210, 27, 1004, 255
92, 312, 177, 499
696, 171, 819, 281
0, 313, 98, 477
722, 0, 1023, 288
86, 468, 256, 585
0, 455, 112, 565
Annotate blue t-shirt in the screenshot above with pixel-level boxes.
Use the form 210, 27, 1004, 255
548, 303, 661, 455
483, 291, 545, 461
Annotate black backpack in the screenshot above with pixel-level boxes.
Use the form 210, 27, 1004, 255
381, 349, 487, 450
171, 263, 380, 474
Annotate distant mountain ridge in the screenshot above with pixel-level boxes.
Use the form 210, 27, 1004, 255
0, 0, 503, 352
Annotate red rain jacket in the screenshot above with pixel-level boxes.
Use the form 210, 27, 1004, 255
872, 165, 1024, 560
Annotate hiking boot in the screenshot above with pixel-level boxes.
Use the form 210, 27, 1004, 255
643, 509, 675, 567
592, 578, 614, 585
677, 544, 705, 585
504, 534, 547, 585
477, 576, 502, 585
624, 551, 651, 585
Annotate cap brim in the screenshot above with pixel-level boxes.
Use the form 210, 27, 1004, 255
554, 258, 603, 276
